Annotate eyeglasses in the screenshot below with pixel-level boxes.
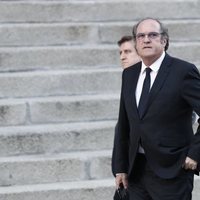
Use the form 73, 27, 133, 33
136, 32, 163, 41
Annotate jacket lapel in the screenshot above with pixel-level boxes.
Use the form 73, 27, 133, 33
127, 63, 141, 119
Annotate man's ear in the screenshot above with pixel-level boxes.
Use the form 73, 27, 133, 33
161, 38, 167, 48
161, 38, 166, 44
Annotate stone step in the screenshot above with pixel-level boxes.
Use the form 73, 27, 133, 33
0, 23, 100, 47
193, 176, 200, 200
0, 0, 199, 23
0, 94, 119, 126
0, 179, 115, 200
28, 94, 119, 124
0, 150, 112, 186
0, 43, 199, 72
0, 115, 197, 157
0, 45, 118, 72
0, 93, 198, 128
0, 120, 116, 156
0, 100, 27, 127
0, 177, 199, 200
0, 68, 121, 98
0, 20, 199, 47
99, 20, 200, 44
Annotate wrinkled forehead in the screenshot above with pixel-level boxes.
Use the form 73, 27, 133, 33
137, 19, 161, 33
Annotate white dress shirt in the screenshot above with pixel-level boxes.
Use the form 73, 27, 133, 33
136, 52, 166, 153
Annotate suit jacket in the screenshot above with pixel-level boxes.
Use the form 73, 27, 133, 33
112, 53, 200, 179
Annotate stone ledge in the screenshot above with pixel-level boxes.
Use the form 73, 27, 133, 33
0, 1, 199, 23
0, 101, 26, 126
0, 150, 112, 186
0, 68, 121, 98
0, 120, 116, 156
0, 43, 199, 72
0, 178, 199, 200
29, 94, 119, 123
0, 179, 115, 200
0, 20, 200, 47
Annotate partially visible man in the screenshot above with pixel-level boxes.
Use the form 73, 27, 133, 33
113, 18, 200, 200
118, 35, 141, 69
112, 36, 140, 176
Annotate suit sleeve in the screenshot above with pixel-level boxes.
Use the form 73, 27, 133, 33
181, 64, 200, 165
113, 71, 130, 174
111, 123, 118, 177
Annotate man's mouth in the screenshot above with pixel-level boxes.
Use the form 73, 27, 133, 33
143, 46, 152, 49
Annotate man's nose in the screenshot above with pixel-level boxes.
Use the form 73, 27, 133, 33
120, 52, 126, 60
143, 35, 151, 42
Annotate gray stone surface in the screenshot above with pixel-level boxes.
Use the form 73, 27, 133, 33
0, 150, 112, 186
0, 23, 99, 47
0, 100, 26, 126
99, 20, 200, 44
0, 1, 199, 23
0, 178, 199, 200
0, 46, 119, 72
193, 177, 200, 199
168, 43, 200, 65
0, 44, 199, 72
29, 94, 119, 123
0, 120, 115, 156
0, 179, 115, 200
90, 156, 113, 180
1, 20, 199, 47
0, 69, 121, 98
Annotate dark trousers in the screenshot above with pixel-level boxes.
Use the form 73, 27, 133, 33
128, 153, 194, 200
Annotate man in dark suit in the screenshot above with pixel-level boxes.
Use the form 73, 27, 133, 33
112, 18, 200, 200
112, 35, 140, 178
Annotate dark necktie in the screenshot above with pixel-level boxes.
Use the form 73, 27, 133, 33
138, 67, 152, 118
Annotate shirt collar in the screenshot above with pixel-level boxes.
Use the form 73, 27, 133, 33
141, 51, 166, 74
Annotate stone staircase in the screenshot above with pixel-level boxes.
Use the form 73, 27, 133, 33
0, 0, 199, 199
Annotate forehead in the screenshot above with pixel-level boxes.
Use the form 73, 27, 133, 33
120, 41, 134, 49
137, 19, 161, 33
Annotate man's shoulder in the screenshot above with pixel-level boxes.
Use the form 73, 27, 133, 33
124, 62, 141, 72
168, 54, 195, 67
166, 54, 197, 72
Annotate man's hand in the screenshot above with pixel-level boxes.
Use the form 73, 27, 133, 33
183, 156, 198, 170
115, 173, 128, 189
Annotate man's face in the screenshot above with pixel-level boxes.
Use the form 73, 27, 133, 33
119, 41, 141, 69
135, 19, 166, 66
